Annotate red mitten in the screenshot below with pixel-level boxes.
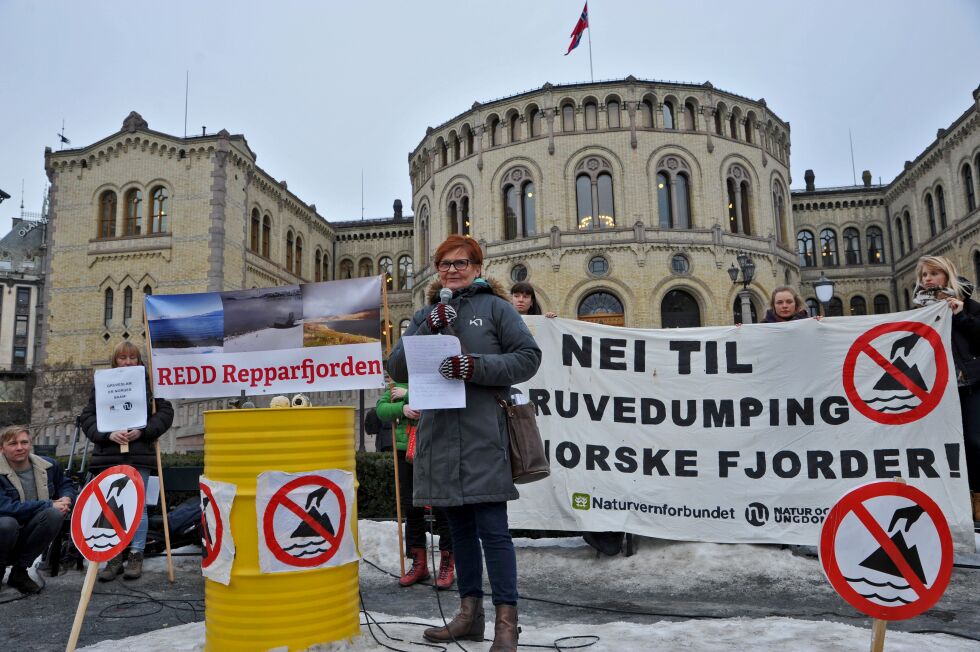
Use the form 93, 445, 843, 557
427, 303, 457, 331
439, 354, 475, 381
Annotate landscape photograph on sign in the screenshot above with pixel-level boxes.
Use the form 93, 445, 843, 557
300, 277, 381, 347
145, 293, 225, 355
221, 285, 304, 352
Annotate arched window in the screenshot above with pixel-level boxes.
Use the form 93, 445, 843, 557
828, 297, 844, 317
123, 286, 133, 326
528, 107, 542, 137
575, 156, 615, 230
340, 259, 353, 279
250, 209, 260, 252
461, 196, 471, 236
286, 231, 294, 272
450, 132, 460, 161
926, 193, 937, 236
419, 205, 430, 267
895, 218, 905, 256
904, 211, 913, 251
744, 113, 754, 144
98, 190, 116, 238
656, 156, 692, 229
661, 289, 701, 328
584, 100, 598, 130
143, 284, 152, 296
843, 227, 861, 265
150, 186, 168, 233
508, 113, 521, 142
730, 112, 739, 139
797, 230, 816, 267
400, 319, 411, 335
684, 102, 697, 131
358, 257, 372, 277
964, 164, 976, 212
502, 169, 537, 240
294, 236, 303, 276
262, 215, 271, 257
873, 294, 890, 314
661, 101, 675, 129
820, 228, 839, 266
562, 103, 575, 132
379, 256, 393, 290
606, 100, 620, 128
772, 181, 787, 243
321, 252, 329, 282
315, 249, 322, 282
578, 291, 625, 326
805, 298, 820, 317
103, 288, 113, 326
124, 188, 143, 235
640, 98, 655, 128
447, 184, 469, 236
866, 226, 885, 263
489, 116, 502, 146
463, 126, 474, 155
937, 185, 947, 229
732, 296, 759, 325
398, 255, 413, 290
725, 165, 752, 234
714, 105, 725, 135
850, 296, 867, 315
438, 138, 447, 168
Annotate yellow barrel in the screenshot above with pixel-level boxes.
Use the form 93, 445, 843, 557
204, 406, 360, 651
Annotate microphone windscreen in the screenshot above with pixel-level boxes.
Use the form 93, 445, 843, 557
439, 288, 453, 304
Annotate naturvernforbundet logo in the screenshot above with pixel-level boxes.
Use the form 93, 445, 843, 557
571, 493, 590, 510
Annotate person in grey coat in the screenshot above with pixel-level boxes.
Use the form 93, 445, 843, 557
388, 235, 541, 652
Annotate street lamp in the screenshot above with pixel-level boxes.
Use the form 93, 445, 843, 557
728, 251, 756, 323
814, 272, 835, 315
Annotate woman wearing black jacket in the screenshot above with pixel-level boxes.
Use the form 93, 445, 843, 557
913, 256, 980, 521
79, 341, 174, 581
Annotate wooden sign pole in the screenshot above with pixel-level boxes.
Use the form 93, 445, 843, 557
65, 560, 99, 652
381, 276, 405, 576
870, 618, 887, 652
143, 303, 175, 583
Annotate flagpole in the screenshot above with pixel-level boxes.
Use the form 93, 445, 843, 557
587, 11, 594, 82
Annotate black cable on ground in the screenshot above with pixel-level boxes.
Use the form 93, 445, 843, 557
92, 581, 204, 623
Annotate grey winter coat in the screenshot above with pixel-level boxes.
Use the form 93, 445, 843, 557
388, 278, 542, 507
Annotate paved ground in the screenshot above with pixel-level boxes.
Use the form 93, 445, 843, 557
2, 542, 979, 651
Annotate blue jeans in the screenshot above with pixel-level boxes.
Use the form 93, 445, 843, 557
444, 502, 517, 605
130, 468, 150, 552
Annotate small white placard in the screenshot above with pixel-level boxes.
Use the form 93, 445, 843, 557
401, 335, 466, 410
94, 366, 148, 433
145, 476, 160, 506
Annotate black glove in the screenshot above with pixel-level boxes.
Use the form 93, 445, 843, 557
439, 355, 476, 381
427, 303, 457, 332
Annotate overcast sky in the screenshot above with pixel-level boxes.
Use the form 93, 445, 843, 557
1, 0, 978, 235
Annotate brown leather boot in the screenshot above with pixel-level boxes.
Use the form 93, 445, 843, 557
972, 492, 980, 522
422, 595, 485, 642
435, 550, 455, 590
489, 604, 519, 652
399, 547, 430, 587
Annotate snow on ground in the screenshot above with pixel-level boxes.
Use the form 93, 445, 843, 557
77, 614, 977, 652
76, 520, 977, 652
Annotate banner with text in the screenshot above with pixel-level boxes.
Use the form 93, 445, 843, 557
145, 277, 384, 399
510, 303, 974, 551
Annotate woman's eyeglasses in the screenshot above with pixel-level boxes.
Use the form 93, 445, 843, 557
436, 259, 472, 271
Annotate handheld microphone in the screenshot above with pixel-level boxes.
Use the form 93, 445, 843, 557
439, 288, 452, 304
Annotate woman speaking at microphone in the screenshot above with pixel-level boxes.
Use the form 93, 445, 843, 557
388, 235, 541, 652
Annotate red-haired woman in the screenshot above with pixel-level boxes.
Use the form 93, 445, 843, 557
389, 235, 541, 652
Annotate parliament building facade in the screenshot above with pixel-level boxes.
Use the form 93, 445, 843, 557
31, 78, 980, 449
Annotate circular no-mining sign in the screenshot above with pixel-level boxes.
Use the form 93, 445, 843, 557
819, 481, 953, 620
71, 465, 145, 562
842, 321, 948, 425
261, 475, 348, 568
199, 481, 224, 569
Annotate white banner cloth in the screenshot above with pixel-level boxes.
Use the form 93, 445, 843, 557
255, 469, 359, 574
199, 476, 236, 585
509, 304, 974, 552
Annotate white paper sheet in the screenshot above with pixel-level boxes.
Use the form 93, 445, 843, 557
401, 335, 466, 410
94, 366, 148, 432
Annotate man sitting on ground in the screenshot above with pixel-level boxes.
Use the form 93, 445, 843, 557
0, 425, 75, 594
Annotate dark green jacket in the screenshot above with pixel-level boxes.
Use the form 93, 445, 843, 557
376, 382, 414, 451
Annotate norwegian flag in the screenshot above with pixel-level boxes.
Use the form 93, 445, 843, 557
565, 3, 589, 55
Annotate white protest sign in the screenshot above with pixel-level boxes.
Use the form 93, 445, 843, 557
509, 303, 974, 551
255, 469, 359, 574
94, 366, 147, 433
200, 476, 237, 586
